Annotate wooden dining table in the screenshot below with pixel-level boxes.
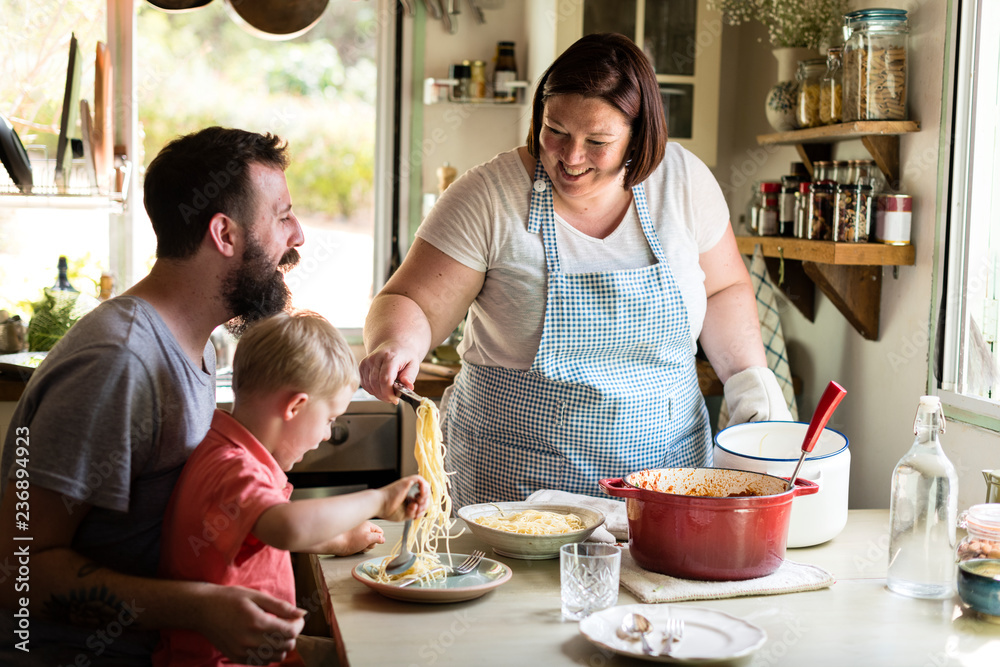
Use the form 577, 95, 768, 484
307, 509, 1000, 666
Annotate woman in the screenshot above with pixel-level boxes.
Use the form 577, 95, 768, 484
361, 33, 790, 507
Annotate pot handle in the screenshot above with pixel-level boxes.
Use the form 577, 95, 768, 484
598, 477, 641, 499
789, 477, 820, 497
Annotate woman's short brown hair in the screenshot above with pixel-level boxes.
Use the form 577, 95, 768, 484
526, 33, 667, 189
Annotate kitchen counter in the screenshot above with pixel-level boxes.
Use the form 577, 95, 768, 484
309, 510, 1000, 666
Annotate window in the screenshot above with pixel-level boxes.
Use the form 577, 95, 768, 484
1, 2, 399, 346
940, 0, 1000, 422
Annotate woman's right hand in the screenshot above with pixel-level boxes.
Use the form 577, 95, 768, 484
359, 338, 424, 402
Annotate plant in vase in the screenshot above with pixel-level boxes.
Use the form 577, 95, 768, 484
708, 0, 849, 131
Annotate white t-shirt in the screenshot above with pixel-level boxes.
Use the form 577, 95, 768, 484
416, 143, 731, 370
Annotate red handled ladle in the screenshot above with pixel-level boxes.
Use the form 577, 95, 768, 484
787, 381, 847, 490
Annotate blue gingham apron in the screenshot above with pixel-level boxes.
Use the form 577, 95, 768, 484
444, 163, 711, 507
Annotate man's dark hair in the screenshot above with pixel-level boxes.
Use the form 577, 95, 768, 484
143, 127, 289, 259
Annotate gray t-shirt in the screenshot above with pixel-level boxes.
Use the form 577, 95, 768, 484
0, 295, 215, 664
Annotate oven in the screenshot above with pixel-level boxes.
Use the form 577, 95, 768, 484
217, 384, 414, 499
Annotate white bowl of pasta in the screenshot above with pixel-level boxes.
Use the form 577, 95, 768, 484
457, 502, 606, 560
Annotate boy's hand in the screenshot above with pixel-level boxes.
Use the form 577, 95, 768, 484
323, 522, 385, 556
378, 475, 430, 521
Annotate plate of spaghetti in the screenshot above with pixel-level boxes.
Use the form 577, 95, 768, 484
352, 552, 512, 603
457, 502, 606, 559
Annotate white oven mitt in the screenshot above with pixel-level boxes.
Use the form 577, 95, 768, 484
722, 366, 793, 428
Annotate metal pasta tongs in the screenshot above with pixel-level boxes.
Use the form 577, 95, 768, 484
393, 381, 425, 410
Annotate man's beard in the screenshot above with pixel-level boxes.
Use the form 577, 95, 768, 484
223, 237, 300, 337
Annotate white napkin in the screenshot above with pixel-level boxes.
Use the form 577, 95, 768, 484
619, 547, 835, 603
525, 489, 628, 543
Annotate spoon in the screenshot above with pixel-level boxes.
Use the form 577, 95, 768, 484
384, 485, 421, 575
617, 612, 655, 655
787, 380, 847, 490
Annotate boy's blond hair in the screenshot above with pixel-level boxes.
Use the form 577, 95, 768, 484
232, 310, 359, 400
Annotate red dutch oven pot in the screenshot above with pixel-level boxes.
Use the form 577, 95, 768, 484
599, 467, 819, 581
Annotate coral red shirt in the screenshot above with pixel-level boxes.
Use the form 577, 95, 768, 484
155, 409, 302, 667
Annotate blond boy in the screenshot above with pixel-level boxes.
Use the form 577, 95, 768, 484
156, 311, 429, 666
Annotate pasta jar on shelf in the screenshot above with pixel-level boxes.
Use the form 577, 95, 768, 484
843, 8, 909, 121
796, 58, 826, 129
820, 46, 843, 125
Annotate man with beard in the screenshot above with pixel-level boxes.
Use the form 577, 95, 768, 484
0, 127, 307, 666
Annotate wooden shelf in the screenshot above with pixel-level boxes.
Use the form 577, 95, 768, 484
735, 236, 915, 266
757, 120, 920, 189
737, 236, 915, 341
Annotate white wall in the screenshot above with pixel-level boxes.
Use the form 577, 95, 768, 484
714, 0, 999, 511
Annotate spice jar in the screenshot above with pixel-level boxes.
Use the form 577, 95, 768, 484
843, 8, 909, 121
834, 183, 873, 242
449, 62, 472, 102
779, 176, 800, 237
820, 46, 843, 125
808, 182, 834, 240
875, 194, 912, 244
757, 181, 781, 236
794, 181, 811, 238
957, 504, 1000, 563
470, 60, 487, 101
812, 160, 833, 182
796, 58, 826, 129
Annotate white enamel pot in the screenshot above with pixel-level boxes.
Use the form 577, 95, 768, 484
713, 421, 850, 548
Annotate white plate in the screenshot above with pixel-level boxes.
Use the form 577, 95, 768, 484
351, 552, 512, 603
579, 604, 767, 664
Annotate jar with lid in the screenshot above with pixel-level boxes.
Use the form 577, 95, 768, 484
887, 395, 958, 599
779, 176, 800, 237
807, 182, 834, 240
449, 62, 472, 102
853, 159, 886, 193
470, 60, 487, 101
757, 182, 780, 236
493, 41, 518, 103
812, 160, 833, 183
833, 183, 873, 242
794, 181, 811, 238
819, 46, 843, 125
957, 504, 1000, 564
795, 58, 826, 129
843, 8, 909, 121
831, 160, 850, 184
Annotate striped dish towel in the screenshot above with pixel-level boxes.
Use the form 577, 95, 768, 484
718, 246, 799, 430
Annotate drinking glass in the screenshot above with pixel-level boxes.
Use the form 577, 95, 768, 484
560, 543, 620, 621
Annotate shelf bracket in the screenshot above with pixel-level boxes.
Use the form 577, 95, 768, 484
860, 134, 901, 190
794, 143, 832, 178
802, 262, 882, 340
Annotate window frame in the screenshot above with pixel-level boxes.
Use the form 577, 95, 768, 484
938, 0, 1000, 428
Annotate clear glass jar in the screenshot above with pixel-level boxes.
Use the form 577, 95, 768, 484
831, 160, 850, 184
843, 9, 909, 121
807, 182, 834, 240
470, 60, 487, 101
449, 62, 472, 102
779, 176, 800, 237
757, 181, 781, 236
833, 183, 873, 242
957, 504, 1000, 563
853, 159, 886, 193
796, 58, 826, 129
813, 160, 833, 182
888, 395, 959, 599
820, 46, 843, 125
794, 181, 811, 238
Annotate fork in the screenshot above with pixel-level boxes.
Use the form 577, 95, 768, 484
660, 618, 685, 655
397, 550, 485, 587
